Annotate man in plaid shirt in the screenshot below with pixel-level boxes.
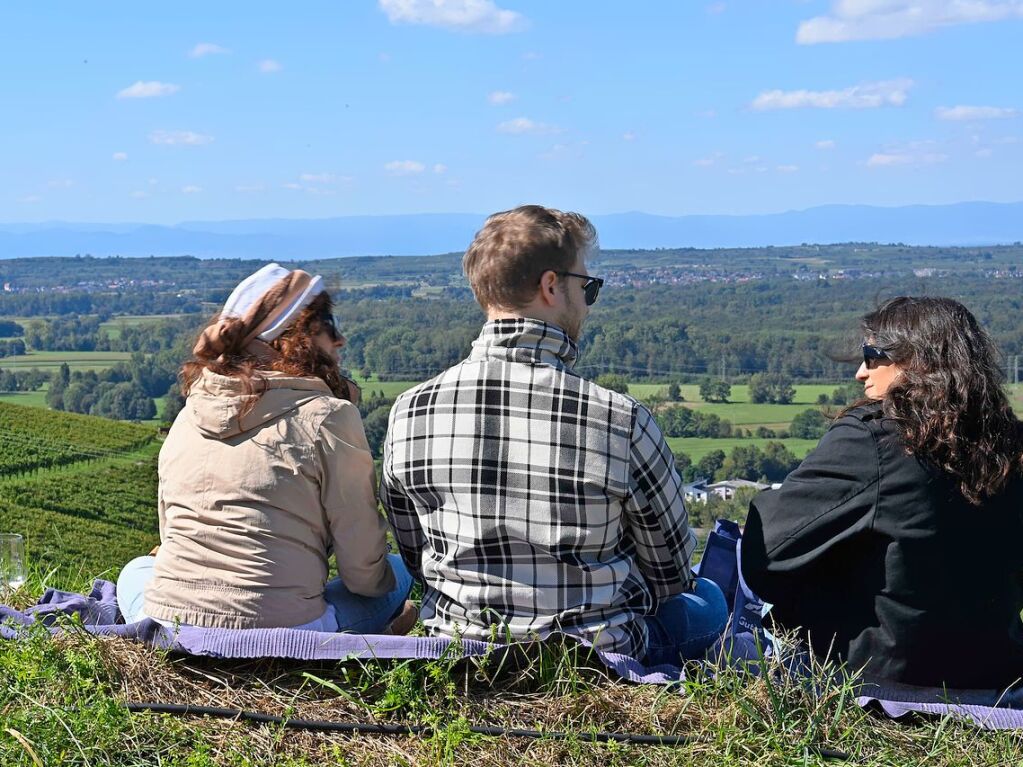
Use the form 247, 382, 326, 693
380, 205, 727, 662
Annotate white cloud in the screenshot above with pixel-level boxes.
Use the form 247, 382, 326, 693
234, 184, 265, 192
693, 152, 724, 167
149, 130, 214, 146
258, 59, 282, 73
18, 195, 41, 203
751, 79, 913, 110
521, 50, 542, 60
47, 179, 73, 189
300, 172, 337, 183
497, 116, 561, 135
815, 139, 837, 149
976, 148, 994, 158
867, 151, 947, 167
433, 163, 447, 174
189, 42, 230, 58
148, 178, 159, 186
743, 155, 762, 164
798, 0, 1023, 44
776, 164, 800, 173
112, 152, 128, 161
622, 131, 637, 141
379, 0, 526, 34
697, 109, 718, 119
385, 160, 426, 175
282, 182, 303, 190
182, 185, 203, 194
706, 2, 727, 14
487, 90, 515, 105
130, 190, 149, 199
117, 81, 180, 99
935, 105, 1019, 121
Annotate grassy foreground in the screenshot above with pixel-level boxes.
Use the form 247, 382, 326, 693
3, 598, 1022, 767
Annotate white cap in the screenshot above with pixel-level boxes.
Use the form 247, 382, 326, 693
221, 263, 324, 341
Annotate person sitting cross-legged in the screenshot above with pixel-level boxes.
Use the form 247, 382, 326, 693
379, 204, 727, 663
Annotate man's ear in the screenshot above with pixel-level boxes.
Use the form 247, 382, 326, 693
538, 270, 559, 307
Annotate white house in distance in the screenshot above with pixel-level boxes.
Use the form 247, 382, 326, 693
683, 477, 777, 503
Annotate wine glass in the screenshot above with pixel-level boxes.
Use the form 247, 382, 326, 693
0, 533, 27, 597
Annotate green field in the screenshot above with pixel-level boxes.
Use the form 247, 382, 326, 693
0, 390, 47, 408
667, 436, 819, 461
351, 375, 419, 399
99, 314, 185, 340
0, 350, 133, 371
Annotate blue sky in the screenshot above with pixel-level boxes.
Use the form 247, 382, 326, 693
1, 1, 1020, 223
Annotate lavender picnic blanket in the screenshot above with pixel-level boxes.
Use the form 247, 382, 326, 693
3, 579, 1023, 730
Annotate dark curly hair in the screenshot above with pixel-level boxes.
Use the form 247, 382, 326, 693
862, 296, 1023, 505
181, 292, 347, 400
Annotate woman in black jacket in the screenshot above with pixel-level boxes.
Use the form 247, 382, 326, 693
742, 296, 1023, 690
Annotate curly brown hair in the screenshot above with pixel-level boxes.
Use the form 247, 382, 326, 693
861, 296, 1023, 505
181, 292, 347, 400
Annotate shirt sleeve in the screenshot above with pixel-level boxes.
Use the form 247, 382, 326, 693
378, 404, 425, 581
317, 402, 396, 597
622, 402, 697, 602
740, 416, 880, 604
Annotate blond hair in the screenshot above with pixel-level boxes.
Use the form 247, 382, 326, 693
462, 205, 597, 310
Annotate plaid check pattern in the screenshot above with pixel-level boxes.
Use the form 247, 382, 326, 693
380, 318, 696, 656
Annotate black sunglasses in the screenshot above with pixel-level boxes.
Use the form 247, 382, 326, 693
862, 342, 891, 367
556, 271, 605, 306
320, 313, 343, 342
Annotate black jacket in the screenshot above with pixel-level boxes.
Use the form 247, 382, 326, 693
742, 402, 1023, 689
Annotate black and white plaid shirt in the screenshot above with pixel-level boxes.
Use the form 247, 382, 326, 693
380, 318, 696, 656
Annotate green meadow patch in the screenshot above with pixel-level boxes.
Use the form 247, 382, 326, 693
667, 437, 819, 462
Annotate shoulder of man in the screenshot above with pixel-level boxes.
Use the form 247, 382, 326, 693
581, 376, 641, 413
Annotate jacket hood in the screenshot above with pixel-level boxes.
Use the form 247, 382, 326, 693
187, 369, 332, 439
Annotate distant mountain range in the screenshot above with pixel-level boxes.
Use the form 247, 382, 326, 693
1, 202, 1020, 259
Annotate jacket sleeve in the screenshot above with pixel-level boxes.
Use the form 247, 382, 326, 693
317, 403, 396, 597
741, 416, 880, 603
622, 403, 697, 602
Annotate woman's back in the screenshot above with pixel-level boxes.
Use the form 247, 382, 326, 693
743, 402, 1023, 689
145, 368, 390, 629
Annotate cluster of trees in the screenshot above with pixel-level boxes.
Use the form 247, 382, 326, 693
675, 441, 800, 485
698, 381, 731, 402
0, 320, 24, 337
0, 368, 48, 392
788, 408, 830, 440
655, 406, 733, 438
0, 339, 26, 357
21, 315, 199, 354
46, 349, 182, 421
747, 372, 796, 404
816, 381, 865, 407
24, 317, 103, 352
357, 390, 397, 458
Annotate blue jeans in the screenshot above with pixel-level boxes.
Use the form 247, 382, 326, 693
644, 577, 729, 665
116, 553, 412, 634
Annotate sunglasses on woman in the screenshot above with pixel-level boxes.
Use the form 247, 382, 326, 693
556, 271, 605, 306
320, 313, 343, 342
862, 342, 891, 368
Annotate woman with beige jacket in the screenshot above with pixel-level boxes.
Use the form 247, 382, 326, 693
116, 263, 415, 634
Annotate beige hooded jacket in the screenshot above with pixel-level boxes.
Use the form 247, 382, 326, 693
144, 369, 395, 628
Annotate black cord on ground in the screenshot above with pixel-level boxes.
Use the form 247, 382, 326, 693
124, 701, 851, 760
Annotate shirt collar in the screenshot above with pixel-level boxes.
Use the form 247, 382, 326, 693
469, 318, 579, 368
